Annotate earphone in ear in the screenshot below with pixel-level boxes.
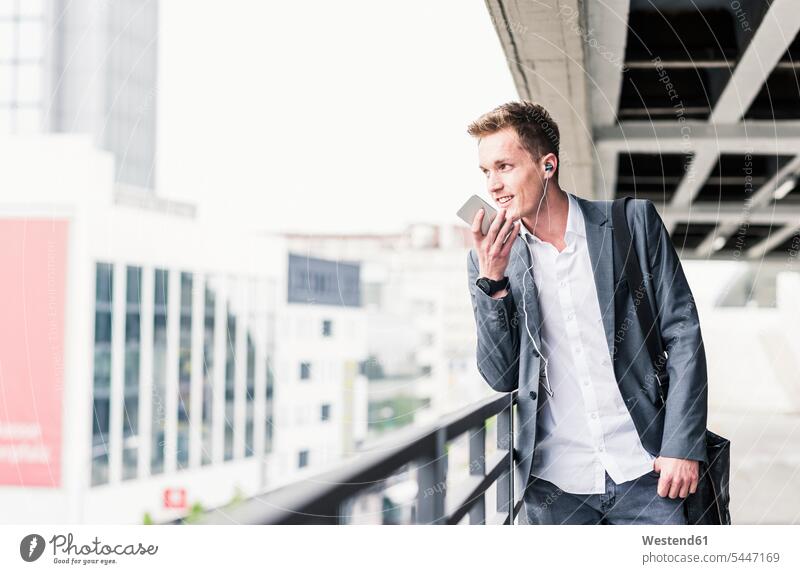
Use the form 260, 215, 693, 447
544, 163, 553, 173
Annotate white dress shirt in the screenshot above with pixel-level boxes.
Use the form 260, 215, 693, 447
523, 192, 655, 494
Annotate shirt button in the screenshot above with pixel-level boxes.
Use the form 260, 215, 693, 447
567, 312, 575, 321
598, 445, 605, 452
529, 390, 538, 400
583, 379, 589, 386
559, 280, 567, 288
591, 413, 598, 419
575, 348, 582, 355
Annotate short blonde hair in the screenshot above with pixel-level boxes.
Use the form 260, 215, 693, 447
467, 101, 560, 171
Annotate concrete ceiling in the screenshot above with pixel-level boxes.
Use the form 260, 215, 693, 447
485, 0, 800, 260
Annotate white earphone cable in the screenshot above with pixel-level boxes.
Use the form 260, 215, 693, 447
521, 171, 554, 398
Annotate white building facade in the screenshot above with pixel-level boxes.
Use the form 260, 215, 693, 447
0, 135, 368, 524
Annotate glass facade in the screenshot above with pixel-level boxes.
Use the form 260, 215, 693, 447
122, 266, 142, 480
0, 0, 160, 185
90, 263, 276, 486
91, 263, 113, 486
151, 268, 168, 475
287, 254, 360, 306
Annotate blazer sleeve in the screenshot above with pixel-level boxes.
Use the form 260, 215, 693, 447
466, 248, 521, 393
641, 199, 709, 464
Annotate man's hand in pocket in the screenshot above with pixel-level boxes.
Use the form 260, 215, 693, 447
653, 456, 699, 499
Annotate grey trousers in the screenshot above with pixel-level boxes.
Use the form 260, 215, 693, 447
523, 469, 687, 525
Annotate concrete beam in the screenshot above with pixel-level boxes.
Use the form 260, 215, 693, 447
692, 156, 800, 254
586, 0, 630, 128
694, 222, 739, 259
665, 203, 800, 225
748, 223, 800, 260
595, 121, 800, 154
711, 0, 800, 123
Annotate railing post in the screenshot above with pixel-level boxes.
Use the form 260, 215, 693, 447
416, 427, 447, 524
496, 396, 514, 524
468, 423, 486, 524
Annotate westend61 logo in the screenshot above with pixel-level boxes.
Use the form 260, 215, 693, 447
19, 532, 159, 566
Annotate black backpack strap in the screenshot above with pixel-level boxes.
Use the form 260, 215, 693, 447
611, 197, 669, 404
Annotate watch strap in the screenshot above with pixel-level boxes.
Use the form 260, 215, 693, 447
476, 276, 509, 296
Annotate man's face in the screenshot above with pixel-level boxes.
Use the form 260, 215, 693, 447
477, 127, 546, 223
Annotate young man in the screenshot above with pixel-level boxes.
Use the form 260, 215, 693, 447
466, 101, 708, 525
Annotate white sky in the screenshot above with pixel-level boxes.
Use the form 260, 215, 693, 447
156, 0, 517, 234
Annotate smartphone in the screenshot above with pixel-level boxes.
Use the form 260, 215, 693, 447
457, 195, 517, 244
456, 195, 498, 236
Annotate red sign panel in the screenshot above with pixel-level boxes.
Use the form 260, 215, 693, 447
164, 488, 187, 509
0, 219, 68, 487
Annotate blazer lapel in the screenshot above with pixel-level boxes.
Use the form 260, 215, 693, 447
572, 193, 616, 360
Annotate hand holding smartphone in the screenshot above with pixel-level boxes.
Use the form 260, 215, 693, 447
457, 195, 497, 235
457, 194, 518, 244
457, 195, 520, 282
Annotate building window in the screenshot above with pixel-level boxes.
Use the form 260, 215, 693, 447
265, 415, 274, 453
91, 263, 114, 486
298, 449, 309, 468
122, 266, 141, 481
245, 332, 256, 457
266, 359, 274, 400
299, 362, 311, 380
151, 268, 168, 475
177, 272, 193, 470
202, 281, 216, 466
322, 319, 333, 337
265, 357, 275, 454
321, 404, 331, 421
224, 301, 237, 461
0, 2, 46, 134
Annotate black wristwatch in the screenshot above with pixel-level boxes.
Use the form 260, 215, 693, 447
476, 276, 509, 296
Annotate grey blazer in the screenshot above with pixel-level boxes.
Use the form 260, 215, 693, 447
467, 192, 709, 492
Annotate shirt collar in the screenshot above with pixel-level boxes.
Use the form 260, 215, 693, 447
520, 192, 585, 244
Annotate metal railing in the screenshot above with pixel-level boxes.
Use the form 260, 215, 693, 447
177, 391, 522, 525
